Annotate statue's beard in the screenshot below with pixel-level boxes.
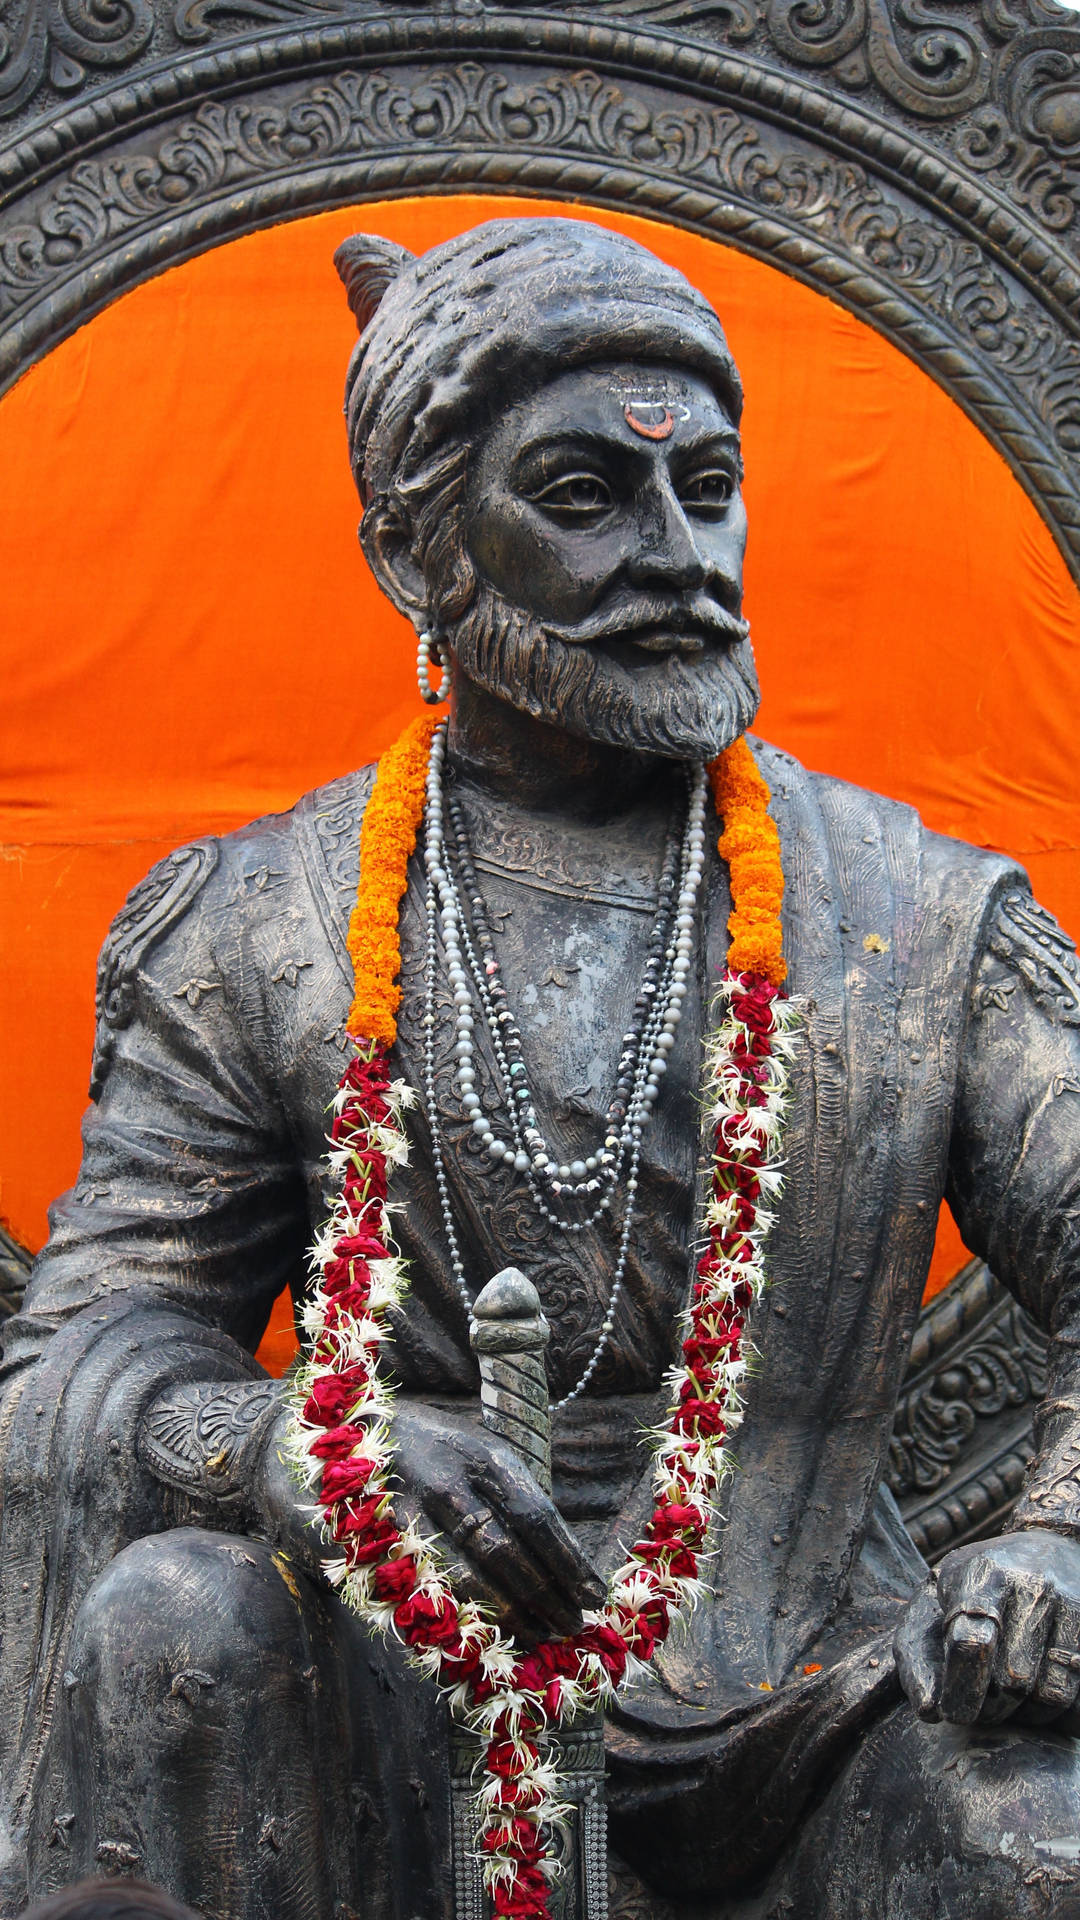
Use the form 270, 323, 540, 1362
444, 582, 761, 761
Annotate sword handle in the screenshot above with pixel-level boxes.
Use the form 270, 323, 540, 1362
469, 1267, 552, 1495
462, 1271, 607, 1920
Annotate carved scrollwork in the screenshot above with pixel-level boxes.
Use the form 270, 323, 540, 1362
765, 0, 869, 71
140, 1377, 281, 1505
1009, 41, 1080, 154
866, 0, 991, 119
611, 0, 758, 40
306, 769, 372, 899
175, 0, 345, 41
764, 0, 990, 116
2, 59, 1077, 490
951, 34, 1080, 234
53, 0, 154, 64
0, 0, 155, 119
888, 1305, 1046, 1498
890, 1261, 1049, 1561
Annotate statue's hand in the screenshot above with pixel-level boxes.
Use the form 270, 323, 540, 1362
250, 1401, 331, 1576
895, 1530, 1080, 1730
251, 1397, 604, 1639
391, 1399, 606, 1643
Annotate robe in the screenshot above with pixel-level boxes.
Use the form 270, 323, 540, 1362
2, 738, 1079, 1910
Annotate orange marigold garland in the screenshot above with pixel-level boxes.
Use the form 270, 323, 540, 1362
288, 722, 796, 1920
709, 734, 787, 987
346, 711, 439, 1045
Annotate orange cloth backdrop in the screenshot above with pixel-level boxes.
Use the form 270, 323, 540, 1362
3, 193, 1079, 1376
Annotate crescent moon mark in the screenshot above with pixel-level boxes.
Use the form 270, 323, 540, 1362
624, 403, 675, 441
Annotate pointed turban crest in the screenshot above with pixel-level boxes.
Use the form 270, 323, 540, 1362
334, 218, 743, 511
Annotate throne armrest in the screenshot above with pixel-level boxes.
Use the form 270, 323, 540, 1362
889, 1260, 1046, 1565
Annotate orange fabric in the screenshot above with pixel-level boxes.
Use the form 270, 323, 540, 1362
3, 195, 1079, 1377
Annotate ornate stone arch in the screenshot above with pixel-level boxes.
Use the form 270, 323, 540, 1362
2, 0, 1075, 1556
0, 1, 1079, 576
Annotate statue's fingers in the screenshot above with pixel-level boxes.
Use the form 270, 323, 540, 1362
936, 1552, 1009, 1627
516, 1499, 606, 1612
439, 1499, 583, 1637
433, 1471, 594, 1634
935, 1554, 1009, 1723
467, 1519, 590, 1638
473, 1462, 605, 1612
1035, 1600, 1080, 1717
993, 1579, 1054, 1699
939, 1614, 999, 1724
895, 1585, 945, 1720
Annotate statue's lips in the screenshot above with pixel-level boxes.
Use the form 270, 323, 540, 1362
542, 610, 747, 665
603, 630, 719, 663
541, 602, 746, 662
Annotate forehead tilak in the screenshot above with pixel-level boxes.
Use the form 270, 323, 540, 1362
601, 371, 731, 442
622, 397, 687, 442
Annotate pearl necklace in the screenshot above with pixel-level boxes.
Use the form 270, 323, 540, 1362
421, 723, 709, 1406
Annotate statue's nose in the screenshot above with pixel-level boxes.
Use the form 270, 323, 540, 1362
625, 480, 708, 591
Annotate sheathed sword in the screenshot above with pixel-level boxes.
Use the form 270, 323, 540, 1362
450, 1268, 608, 1920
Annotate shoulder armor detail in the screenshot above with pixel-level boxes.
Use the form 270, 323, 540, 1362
987, 886, 1080, 1028
91, 838, 220, 1097
295, 766, 377, 978
309, 765, 376, 901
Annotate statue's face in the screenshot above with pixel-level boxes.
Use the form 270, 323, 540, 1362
447, 359, 758, 760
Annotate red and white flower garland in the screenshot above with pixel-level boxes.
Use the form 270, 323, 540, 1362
286, 723, 797, 1920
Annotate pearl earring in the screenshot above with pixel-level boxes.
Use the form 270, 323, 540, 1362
417, 630, 447, 706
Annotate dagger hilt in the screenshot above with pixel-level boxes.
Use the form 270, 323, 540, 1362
469, 1267, 552, 1495
460, 1270, 607, 1920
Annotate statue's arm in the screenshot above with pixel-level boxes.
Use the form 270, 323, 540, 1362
2, 837, 311, 1382
946, 882, 1080, 1414
896, 883, 1080, 1728
1, 837, 603, 1624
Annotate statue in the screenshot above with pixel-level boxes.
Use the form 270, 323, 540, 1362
3, 217, 1080, 1920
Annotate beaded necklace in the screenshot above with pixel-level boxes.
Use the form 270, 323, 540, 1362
422, 722, 709, 1404
288, 713, 796, 1920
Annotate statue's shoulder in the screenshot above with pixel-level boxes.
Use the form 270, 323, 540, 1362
196, 759, 378, 927
748, 735, 1019, 895
749, 734, 925, 843
91, 765, 377, 1097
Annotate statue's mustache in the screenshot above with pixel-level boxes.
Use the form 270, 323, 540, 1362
540, 596, 748, 651
447, 578, 760, 761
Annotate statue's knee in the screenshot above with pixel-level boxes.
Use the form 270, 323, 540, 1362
69, 1527, 312, 1706
859, 1706, 1080, 1917
45, 1532, 353, 1906
932, 1716, 1080, 1885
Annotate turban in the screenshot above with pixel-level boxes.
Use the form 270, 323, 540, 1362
336, 218, 743, 509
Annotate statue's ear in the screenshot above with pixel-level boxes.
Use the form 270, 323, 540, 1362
334, 234, 414, 333
359, 500, 427, 623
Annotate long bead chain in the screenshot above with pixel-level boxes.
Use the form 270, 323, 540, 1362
438, 743, 708, 1207
420, 722, 709, 1406
445, 787, 684, 1207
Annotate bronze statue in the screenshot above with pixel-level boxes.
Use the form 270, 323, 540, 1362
4, 217, 1080, 1920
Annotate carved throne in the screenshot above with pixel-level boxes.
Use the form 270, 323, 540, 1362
1, 1, 1076, 1572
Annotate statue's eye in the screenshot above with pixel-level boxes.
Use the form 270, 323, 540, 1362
681, 469, 735, 515
526, 472, 614, 525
